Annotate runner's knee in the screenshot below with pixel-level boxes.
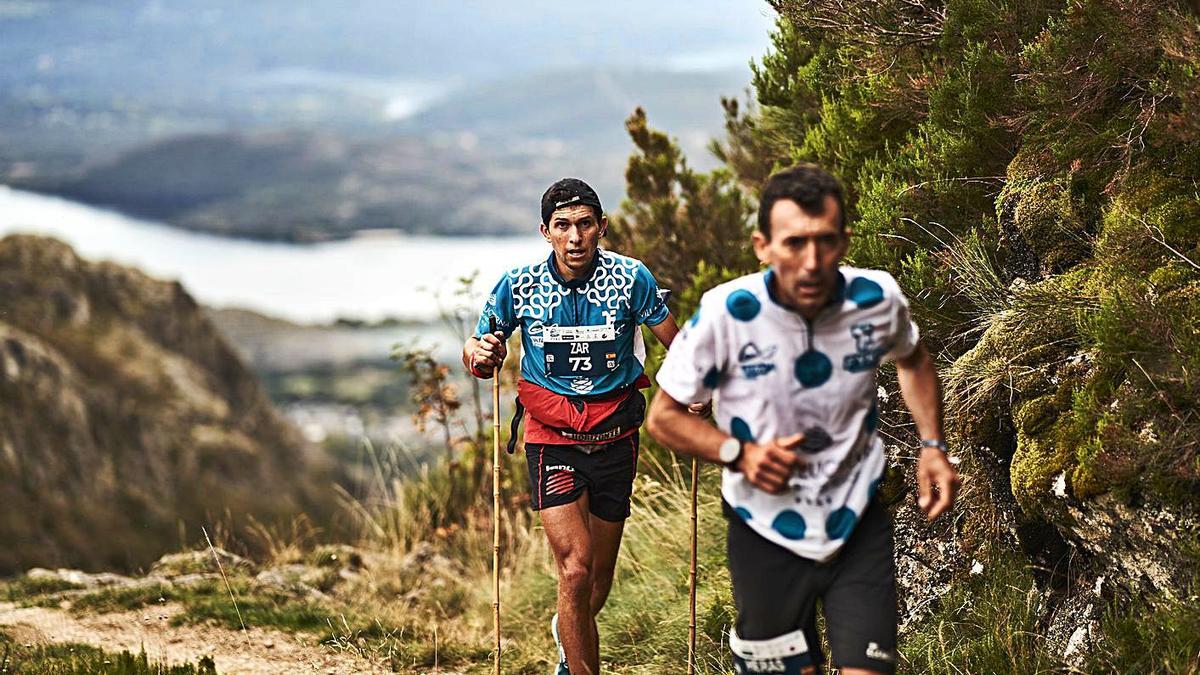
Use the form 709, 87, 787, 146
558, 557, 593, 595
730, 627, 816, 675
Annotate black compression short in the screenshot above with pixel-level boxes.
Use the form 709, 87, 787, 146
525, 432, 639, 522
725, 497, 898, 673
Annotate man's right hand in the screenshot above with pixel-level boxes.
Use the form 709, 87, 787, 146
737, 433, 804, 494
469, 331, 508, 377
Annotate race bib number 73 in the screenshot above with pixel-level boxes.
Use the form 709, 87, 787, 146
543, 324, 618, 378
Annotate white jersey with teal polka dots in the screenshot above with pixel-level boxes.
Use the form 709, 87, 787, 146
656, 266, 920, 561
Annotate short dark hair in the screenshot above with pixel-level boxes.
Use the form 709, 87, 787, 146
541, 178, 603, 224
757, 164, 846, 238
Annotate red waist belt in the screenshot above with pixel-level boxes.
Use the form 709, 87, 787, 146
506, 375, 650, 452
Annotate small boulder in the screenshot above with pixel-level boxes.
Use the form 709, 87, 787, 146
150, 548, 254, 578
305, 544, 366, 571
26, 567, 135, 589
254, 564, 331, 599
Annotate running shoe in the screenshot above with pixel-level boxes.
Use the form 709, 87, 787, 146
551, 613, 569, 675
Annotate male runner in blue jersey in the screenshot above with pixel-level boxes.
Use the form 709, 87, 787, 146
464, 178, 693, 675
647, 165, 960, 675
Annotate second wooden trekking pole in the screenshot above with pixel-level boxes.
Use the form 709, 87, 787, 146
490, 317, 502, 675
688, 455, 698, 675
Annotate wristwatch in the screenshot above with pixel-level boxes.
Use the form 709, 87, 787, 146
718, 436, 744, 468
920, 439, 948, 453
921, 438, 961, 465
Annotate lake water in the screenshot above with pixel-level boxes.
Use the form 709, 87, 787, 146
0, 186, 547, 324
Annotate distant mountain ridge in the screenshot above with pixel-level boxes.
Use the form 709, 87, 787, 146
0, 0, 768, 242
11, 130, 552, 241
4, 66, 748, 241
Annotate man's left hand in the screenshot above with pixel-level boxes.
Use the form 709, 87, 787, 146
687, 400, 712, 418
916, 447, 960, 521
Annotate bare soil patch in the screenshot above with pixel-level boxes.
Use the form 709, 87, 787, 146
0, 601, 386, 674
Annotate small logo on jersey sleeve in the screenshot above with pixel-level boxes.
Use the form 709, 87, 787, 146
843, 322, 887, 373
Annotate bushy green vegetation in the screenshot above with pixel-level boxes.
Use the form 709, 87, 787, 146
727, 0, 1200, 518
600, 0, 1199, 670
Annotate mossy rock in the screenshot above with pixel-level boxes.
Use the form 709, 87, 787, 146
150, 548, 255, 578
1007, 350, 1114, 516
305, 544, 365, 570
944, 271, 1090, 450
945, 326, 1020, 451
1010, 396, 1076, 518
1015, 181, 1090, 273
1093, 170, 1200, 278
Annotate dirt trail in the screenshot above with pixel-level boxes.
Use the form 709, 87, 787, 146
0, 601, 389, 674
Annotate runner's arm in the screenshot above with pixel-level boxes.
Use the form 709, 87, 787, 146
647, 390, 798, 494
646, 313, 679, 348
646, 389, 725, 462
894, 341, 943, 442
465, 273, 516, 378
894, 341, 959, 519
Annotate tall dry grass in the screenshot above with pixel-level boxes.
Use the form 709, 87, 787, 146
332, 435, 736, 674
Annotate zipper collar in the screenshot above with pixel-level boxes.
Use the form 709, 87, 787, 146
763, 268, 847, 322
547, 249, 601, 289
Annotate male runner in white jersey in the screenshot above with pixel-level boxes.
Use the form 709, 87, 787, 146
464, 178, 700, 675
647, 165, 959, 674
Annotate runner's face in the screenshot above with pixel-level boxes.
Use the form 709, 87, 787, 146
541, 204, 606, 279
753, 196, 848, 318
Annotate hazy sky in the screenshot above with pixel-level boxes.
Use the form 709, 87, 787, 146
1, 1, 778, 87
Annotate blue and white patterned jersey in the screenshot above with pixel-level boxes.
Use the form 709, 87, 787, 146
474, 249, 670, 397
656, 266, 920, 561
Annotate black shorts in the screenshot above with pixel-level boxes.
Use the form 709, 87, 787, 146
725, 498, 898, 673
525, 433, 639, 522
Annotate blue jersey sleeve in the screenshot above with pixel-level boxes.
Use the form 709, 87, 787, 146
473, 273, 518, 339
632, 261, 671, 326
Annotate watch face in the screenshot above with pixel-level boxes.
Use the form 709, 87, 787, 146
719, 437, 741, 463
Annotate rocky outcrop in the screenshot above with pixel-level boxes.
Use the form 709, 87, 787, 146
0, 234, 331, 575
899, 161, 1200, 665
7, 544, 368, 608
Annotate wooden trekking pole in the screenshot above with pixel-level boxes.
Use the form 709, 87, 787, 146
490, 317, 502, 675
688, 455, 699, 675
